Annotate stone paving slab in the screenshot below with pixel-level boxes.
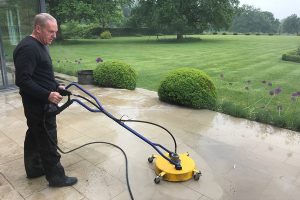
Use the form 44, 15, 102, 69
0, 81, 300, 200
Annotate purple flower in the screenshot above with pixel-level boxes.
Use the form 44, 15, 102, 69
297, 91, 300, 96
269, 90, 274, 96
274, 87, 282, 95
96, 57, 103, 63
292, 92, 298, 97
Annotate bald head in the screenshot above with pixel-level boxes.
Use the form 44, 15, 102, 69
34, 13, 57, 28
31, 13, 58, 45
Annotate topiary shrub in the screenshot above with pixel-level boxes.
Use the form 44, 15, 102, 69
282, 49, 300, 63
93, 61, 137, 90
100, 30, 112, 39
282, 54, 300, 63
158, 68, 217, 109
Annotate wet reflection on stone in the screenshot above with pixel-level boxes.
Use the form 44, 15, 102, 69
0, 82, 299, 200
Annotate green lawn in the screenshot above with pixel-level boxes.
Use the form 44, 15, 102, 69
50, 35, 300, 131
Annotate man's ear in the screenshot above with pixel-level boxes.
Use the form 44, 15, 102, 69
35, 25, 42, 34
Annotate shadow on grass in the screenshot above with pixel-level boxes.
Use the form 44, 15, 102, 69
155, 37, 202, 43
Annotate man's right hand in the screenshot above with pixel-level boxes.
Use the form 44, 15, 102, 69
48, 92, 63, 104
57, 87, 72, 96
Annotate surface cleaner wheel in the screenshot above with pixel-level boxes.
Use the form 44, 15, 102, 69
154, 176, 161, 184
193, 171, 202, 181
148, 156, 154, 163
154, 153, 198, 182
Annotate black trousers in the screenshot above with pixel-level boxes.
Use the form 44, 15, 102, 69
22, 97, 65, 181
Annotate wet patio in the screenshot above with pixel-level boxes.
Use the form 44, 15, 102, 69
0, 79, 300, 200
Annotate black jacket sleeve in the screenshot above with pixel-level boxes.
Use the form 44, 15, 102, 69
14, 45, 50, 103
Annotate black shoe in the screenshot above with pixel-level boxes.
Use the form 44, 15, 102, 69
49, 176, 78, 187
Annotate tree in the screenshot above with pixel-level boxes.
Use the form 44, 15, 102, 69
129, 0, 239, 39
46, 0, 133, 39
282, 14, 300, 35
46, 0, 85, 40
231, 5, 280, 33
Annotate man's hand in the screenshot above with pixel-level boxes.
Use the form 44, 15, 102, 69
57, 85, 72, 96
48, 92, 63, 104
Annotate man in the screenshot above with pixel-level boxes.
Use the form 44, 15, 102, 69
13, 13, 77, 187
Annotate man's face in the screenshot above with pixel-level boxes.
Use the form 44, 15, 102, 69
36, 20, 58, 45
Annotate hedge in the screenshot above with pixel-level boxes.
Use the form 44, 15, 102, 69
158, 68, 217, 109
93, 61, 137, 90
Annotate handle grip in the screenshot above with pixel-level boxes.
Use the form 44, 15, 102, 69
57, 88, 72, 96
45, 100, 73, 116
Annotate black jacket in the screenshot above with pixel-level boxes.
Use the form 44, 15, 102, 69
13, 36, 59, 103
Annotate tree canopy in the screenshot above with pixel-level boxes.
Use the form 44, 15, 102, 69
45, 0, 299, 39
230, 5, 280, 33
282, 14, 300, 35
129, 0, 239, 39
46, 0, 133, 39
49, 0, 133, 26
